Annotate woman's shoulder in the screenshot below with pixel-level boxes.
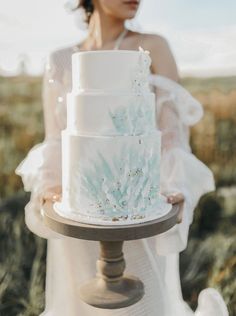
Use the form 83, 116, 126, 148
49, 45, 73, 61
47, 44, 78, 69
45, 45, 77, 84
129, 31, 170, 51
139, 32, 169, 46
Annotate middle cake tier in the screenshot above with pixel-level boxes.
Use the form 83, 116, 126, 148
67, 92, 156, 136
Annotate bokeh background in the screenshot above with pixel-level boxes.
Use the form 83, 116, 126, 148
0, 0, 236, 315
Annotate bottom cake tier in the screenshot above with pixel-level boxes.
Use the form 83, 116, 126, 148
54, 194, 172, 226
56, 130, 170, 225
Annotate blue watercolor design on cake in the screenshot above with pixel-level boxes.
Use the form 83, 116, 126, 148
75, 142, 160, 220
108, 95, 155, 135
72, 48, 160, 221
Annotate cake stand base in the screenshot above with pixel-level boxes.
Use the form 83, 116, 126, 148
79, 240, 144, 309
42, 202, 179, 309
80, 276, 144, 309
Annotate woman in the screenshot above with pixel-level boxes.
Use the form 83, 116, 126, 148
16, 0, 228, 315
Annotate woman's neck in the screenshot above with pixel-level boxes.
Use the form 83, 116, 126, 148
86, 10, 126, 49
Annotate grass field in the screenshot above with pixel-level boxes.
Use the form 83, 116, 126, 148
0, 75, 235, 315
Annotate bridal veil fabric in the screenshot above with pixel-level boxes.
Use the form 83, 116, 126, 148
15, 46, 228, 316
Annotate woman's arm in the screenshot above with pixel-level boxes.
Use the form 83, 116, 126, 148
39, 53, 64, 205
14, 51, 65, 238
144, 34, 184, 217
144, 34, 180, 82
143, 34, 215, 252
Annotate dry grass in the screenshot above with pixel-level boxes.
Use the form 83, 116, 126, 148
0, 75, 235, 315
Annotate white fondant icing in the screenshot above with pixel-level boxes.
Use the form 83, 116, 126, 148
72, 49, 151, 93
57, 49, 167, 225
66, 92, 156, 135
60, 131, 164, 223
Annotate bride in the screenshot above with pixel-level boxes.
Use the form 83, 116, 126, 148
16, 0, 229, 315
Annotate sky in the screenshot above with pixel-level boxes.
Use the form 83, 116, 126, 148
0, 0, 236, 77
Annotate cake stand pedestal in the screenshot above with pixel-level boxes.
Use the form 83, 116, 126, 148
42, 201, 179, 309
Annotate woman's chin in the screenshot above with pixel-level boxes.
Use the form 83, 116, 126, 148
117, 12, 137, 20
126, 12, 137, 19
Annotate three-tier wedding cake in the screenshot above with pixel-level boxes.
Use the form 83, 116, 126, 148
54, 47, 171, 225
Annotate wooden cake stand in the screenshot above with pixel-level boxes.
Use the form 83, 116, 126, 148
42, 201, 179, 309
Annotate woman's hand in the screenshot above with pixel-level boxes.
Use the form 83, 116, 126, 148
40, 186, 62, 206
166, 192, 184, 224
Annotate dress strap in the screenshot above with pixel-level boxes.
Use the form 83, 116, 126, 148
113, 28, 129, 50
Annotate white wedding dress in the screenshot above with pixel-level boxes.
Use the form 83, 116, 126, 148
15, 44, 229, 316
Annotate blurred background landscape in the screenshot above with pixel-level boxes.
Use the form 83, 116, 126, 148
0, 71, 235, 315
1, 0, 236, 315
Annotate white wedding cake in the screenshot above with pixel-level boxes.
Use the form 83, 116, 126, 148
54, 47, 171, 225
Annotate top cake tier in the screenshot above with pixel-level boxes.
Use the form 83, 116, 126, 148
72, 48, 152, 94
